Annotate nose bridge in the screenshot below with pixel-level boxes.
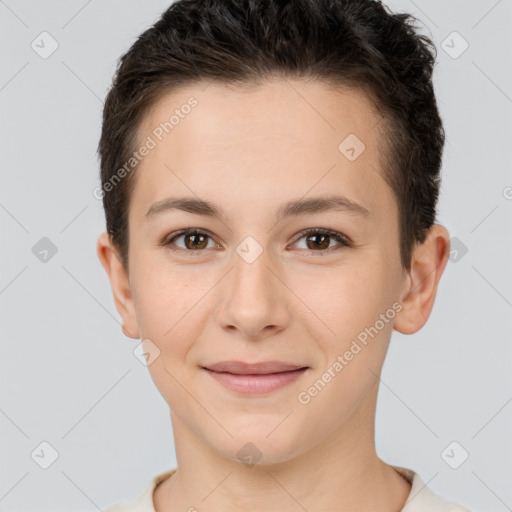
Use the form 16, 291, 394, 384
216, 237, 290, 337
233, 241, 273, 298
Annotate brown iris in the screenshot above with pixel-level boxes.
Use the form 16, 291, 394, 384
305, 233, 330, 250
184, 233, 209, 250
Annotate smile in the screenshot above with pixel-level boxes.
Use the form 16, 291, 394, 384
201, 361, 309, 394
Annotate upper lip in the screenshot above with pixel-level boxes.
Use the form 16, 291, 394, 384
202, 361, 308, 375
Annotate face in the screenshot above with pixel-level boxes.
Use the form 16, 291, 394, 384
101, 78, 419, 464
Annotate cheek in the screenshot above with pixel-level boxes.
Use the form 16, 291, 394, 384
291, 262, 382, 344
132, 269, 205, 406
131, 264, 200, 346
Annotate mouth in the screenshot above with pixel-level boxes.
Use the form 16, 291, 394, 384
200, 361, 309, 394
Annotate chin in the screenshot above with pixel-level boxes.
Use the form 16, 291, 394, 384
209, 425, 308, 467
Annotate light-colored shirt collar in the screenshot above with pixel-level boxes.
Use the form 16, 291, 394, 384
104, 465, 471, 512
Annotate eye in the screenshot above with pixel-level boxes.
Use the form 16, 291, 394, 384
162, 228, 221, 254
161, 227, 351, 256
291, 228, 351, 254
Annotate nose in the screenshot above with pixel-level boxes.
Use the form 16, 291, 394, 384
215, 244, 291, 340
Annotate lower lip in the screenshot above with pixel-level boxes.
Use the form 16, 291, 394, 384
203, 368, 308, 394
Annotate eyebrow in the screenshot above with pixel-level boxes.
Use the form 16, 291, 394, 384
144, 195, 370, 222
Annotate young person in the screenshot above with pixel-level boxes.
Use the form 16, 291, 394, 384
96, 1, 471, 510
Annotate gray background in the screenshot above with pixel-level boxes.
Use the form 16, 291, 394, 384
1, 0, 511, 510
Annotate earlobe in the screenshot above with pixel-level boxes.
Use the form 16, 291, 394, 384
96, 232, 140, 340
393, 224, 450, 335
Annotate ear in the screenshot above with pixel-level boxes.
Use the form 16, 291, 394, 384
96, 232, 140, 339
393, 224, 451, 335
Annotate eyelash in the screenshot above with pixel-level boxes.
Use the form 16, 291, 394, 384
161, 227, 352, 256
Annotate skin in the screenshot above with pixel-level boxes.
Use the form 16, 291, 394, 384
97, 77, 450, 512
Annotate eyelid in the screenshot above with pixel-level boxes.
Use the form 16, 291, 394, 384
162, 228, 222, 253
289, 227, 352, 254
291, 227, 351, 246
162, 227, 351, 255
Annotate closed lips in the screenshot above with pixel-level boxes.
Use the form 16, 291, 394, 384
202, 361, 309, 394
202, 361, 308, 374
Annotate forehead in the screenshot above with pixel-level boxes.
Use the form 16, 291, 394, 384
131, 78, 392, 222
142, 78, 382, 150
